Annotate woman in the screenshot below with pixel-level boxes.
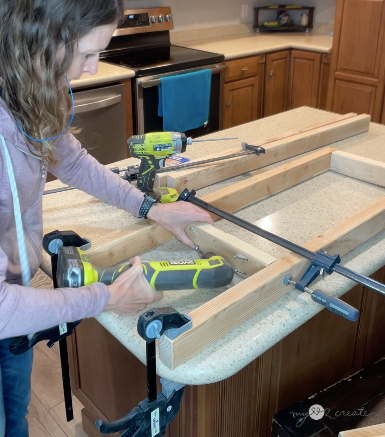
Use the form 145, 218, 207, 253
0, 1, 214, 435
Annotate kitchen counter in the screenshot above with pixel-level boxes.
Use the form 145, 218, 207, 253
173, 31, 333, 60
70, 61, 135, 90
69, 28, 332, 92
41, 107, 385, 386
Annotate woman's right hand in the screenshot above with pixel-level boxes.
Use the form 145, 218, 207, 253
104, 256, 163, 315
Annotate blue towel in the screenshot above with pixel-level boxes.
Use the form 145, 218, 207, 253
158, 69, 211, 132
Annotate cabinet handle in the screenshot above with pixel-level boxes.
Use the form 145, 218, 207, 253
74, 94, 121, 114
269, 70, 273, 78
226, 102, 231, 108
241, 67, 248, 72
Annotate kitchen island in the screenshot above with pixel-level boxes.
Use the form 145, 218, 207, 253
41, 107, 385, 437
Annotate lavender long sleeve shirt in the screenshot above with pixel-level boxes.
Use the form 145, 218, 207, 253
0, 97, 145, 338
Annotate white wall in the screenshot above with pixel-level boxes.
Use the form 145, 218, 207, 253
123, 0, 336, 31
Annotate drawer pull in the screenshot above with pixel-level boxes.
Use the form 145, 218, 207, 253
226, 102, 231, 108
241, 67, 248, 72
269, 70, 273, 78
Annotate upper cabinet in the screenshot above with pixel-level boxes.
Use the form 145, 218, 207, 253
326, 0, 385, 122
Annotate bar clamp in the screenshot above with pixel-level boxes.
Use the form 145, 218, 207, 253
96, 307, 191, 436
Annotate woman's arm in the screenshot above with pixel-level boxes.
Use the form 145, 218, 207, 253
49, 133, 214, 246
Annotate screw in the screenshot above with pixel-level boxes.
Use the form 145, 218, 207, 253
234, 253, 248, 261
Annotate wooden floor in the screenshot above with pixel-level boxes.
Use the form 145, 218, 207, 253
28, 341, 88, 437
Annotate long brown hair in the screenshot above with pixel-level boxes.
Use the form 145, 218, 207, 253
0, 0, 123, 163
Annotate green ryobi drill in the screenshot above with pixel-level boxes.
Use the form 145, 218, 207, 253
56, 246, 234, 291
127, 132, 235, 193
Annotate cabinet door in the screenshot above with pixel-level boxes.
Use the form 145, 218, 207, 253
318, 54, 331, 110
327, 0, 385, 121
264, 51, 290, 117
290, 50, 321, 109
333, 79, 377, 116
223, 76, 262, 129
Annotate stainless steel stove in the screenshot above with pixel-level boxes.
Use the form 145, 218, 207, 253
101, 7, 226, 136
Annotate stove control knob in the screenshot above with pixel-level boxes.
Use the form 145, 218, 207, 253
150, 15, 156, 24
158, 15, 164, 22
165, 14, 172, 22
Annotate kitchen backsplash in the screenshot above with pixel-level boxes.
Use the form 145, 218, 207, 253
123, 0, 336, 32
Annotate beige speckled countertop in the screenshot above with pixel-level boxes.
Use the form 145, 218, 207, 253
70, 61, 135, 90
41, 107, 385, 385
174, 31, 333, 60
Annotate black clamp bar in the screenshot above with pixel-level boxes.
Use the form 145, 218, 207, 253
96, 307, 190, 437
178, 188, 385, 297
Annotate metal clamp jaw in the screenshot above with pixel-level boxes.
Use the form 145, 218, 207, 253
295, 249, 340, 291
138, 307, 192, 343
43, 229, 90, 257
96, 307, 191, 437
284, 250, 359, 322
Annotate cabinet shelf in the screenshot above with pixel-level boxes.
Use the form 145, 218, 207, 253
253, 5, 315, 33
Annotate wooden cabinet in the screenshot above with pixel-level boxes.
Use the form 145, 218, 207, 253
222, 56, 264, 129
290, 50, 321, 109
68, 266, 385, 437
326, 0, 385, 122
289, 50, 331, 111
318, 54, 331, 110
264, 50, 290, 117
222, 50, 330, 126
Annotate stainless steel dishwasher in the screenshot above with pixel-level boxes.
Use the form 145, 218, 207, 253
72, 83, 127, 164
47, 83, 127, 180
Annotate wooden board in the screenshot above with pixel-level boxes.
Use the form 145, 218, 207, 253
339, 424, 385, 437
331, 151, 385, 187
154, 113, 370, 193
185, 223, 276, 277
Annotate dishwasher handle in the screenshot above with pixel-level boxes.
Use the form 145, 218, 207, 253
74, 94, 122, 114
138, 63, 226, 89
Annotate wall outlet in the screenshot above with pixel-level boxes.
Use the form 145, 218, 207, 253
241, 4, 248, 19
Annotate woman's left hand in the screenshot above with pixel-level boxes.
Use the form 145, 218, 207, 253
146, 202, 214, 248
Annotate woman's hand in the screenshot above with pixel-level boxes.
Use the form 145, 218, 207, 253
104, 256, 162, 315
146, 202, 214, 248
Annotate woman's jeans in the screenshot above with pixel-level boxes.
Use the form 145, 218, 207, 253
0, 338, 33, 437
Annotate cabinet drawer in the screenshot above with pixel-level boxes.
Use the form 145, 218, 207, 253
225, 56, 261, 82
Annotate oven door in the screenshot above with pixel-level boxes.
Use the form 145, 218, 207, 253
134, 63, 225, 137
